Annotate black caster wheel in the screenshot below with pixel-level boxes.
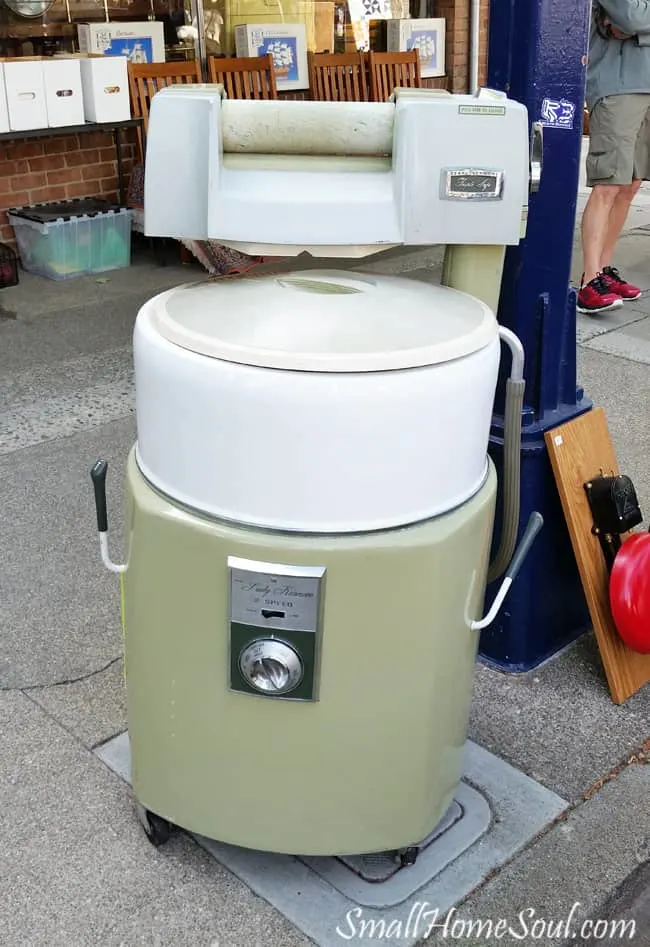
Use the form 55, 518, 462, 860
135, 802, 173, 847
398, 846, 419, 868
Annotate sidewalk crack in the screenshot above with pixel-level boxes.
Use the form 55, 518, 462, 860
2, 656, 121, 693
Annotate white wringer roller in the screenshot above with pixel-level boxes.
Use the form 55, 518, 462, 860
90, 86, 544, 860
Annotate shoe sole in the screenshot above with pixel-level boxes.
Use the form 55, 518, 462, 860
576, 298, 624, 315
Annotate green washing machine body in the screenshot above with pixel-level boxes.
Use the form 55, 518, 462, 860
121, 449, 497, 857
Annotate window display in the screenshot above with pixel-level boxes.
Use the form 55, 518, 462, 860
0, 0, 186, 58
0, 0, 449, 87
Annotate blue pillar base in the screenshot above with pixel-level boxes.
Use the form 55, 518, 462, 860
478, 396, 593, 673
481, 0, 594, 672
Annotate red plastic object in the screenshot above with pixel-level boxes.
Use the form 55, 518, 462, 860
0, 242, 19, 288
609, 532, 650, 653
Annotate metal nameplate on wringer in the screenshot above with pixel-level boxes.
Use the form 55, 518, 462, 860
227, 557, 326, 702
442, 168, 504, 201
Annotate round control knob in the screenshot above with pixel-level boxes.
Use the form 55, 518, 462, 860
238, 638, 303, 696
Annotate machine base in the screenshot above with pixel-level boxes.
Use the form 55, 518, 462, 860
133, 786, 491, 886
96, 729, 567, 934
122, 450, 497, 857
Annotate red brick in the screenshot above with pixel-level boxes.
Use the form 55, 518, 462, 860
66, 149, 100, 167
0, 159, 28, 176
43, 135, 78, 156
4, 141, 44, 160
66, 180, 100, 199
78, 132, 112, 148
98, 147, 116, 163
82, 162, 114, 181
100, 176, 119, 194
47, 167, 82, 186
11, 172, 47, 191
28, 185, 68, 205
29, 154, 66, 172
0, 190, 30, 210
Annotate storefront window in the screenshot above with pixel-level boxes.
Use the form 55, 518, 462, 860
0, 0, 446, 67
0, 0, 188, 59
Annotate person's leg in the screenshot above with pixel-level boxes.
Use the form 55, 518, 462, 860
598, 176, 643, 299
579, 94, 649, 312
581, 183, 622, 285
600, 179, 642, 269
599, 102, 650, 298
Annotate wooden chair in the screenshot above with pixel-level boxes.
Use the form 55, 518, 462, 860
207, 55, 278, 100
308, 51, 369, 102
128, 60, 203, 161
367, 50, 421, 102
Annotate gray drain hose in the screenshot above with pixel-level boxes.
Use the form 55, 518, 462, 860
487, 329, 526, 585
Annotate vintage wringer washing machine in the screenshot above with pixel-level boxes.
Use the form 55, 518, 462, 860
90, 87, 544, 860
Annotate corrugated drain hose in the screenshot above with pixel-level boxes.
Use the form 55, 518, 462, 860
487, 328, 525, 584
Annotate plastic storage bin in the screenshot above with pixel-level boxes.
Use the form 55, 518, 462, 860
8, 199, 133, 281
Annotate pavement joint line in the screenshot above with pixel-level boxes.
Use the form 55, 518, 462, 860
90, 728, 127, 754
20, 687, 107, 759
580, 345, 650, 368
581, 739, 650, 802
621, 225, 650, 236
577, 312, 650, 344
2, 655, 122, 693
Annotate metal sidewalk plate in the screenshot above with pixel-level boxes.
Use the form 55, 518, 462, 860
335, 802, 464, 883
95, 734, 569, 947
300, 784, 491, 908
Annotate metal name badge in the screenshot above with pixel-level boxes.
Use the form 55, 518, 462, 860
442, 168, 504, 201
228, 556, 325, 633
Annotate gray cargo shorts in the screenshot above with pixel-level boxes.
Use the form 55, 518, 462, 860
586, 93, 650, 186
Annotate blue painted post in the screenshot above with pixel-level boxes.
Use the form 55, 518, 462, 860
479, 0, 594, 670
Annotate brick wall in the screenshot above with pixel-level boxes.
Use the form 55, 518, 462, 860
0, 130, 138, 248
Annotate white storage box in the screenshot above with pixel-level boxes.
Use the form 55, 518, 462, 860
77, 22, 165, 63
79, 56, 130, 123
43, 58, 85, 127
3, 59, 48, 132
386, 17, 445, 78
0, 63, 9, 134
234, 23, 308, 91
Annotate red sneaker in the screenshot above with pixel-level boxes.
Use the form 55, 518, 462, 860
601, 266, 642, 300
577, 274, 624, 314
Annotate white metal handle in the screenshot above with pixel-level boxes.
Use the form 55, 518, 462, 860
471, 511, 543, 631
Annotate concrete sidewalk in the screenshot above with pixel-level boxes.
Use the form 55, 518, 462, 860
1, 160, 649, 945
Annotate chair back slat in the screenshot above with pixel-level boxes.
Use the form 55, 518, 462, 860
207, 55, 278, 100
367, 50, 421, 102
308, 51, 369, 102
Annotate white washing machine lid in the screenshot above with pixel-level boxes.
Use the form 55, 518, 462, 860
149, 270, 497, 372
